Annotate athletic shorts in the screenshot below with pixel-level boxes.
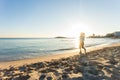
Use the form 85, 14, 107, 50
79, 41, 84, 48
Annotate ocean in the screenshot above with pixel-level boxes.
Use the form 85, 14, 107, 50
0, 38, 119, 61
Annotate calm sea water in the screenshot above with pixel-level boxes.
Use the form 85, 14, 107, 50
0, 38, 119, 61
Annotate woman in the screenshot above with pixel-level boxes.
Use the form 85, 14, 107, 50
79, 32, 86, 54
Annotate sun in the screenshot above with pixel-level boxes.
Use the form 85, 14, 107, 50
65, 22, 93, 38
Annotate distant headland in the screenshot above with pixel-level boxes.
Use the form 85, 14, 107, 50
54, 36, 67, 38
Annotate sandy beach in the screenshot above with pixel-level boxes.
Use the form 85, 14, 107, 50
2, 0, 120, 80
0, 43, 120, 80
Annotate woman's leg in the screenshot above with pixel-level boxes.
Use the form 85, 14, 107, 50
79, 48, 82, 54
83, 47, 86, 54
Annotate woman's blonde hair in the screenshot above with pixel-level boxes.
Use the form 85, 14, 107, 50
80, 32, 85, 36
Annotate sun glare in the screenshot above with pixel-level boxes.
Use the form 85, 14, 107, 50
66, 22, 92, 38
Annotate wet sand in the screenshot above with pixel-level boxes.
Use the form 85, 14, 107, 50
0, 43, 120, 80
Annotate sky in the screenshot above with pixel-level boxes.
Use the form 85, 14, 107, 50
0, 0, 120, 37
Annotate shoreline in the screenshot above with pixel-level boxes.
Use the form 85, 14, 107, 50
1, 42, 120, 79
0, 42, 120, 69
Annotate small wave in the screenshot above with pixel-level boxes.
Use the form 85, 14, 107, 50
85, 43, 102, 47
52, 48, 77, 52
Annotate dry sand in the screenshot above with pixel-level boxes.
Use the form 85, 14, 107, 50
0, 43, 120, 80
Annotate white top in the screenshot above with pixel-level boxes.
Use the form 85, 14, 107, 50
80, 36, 85, 42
